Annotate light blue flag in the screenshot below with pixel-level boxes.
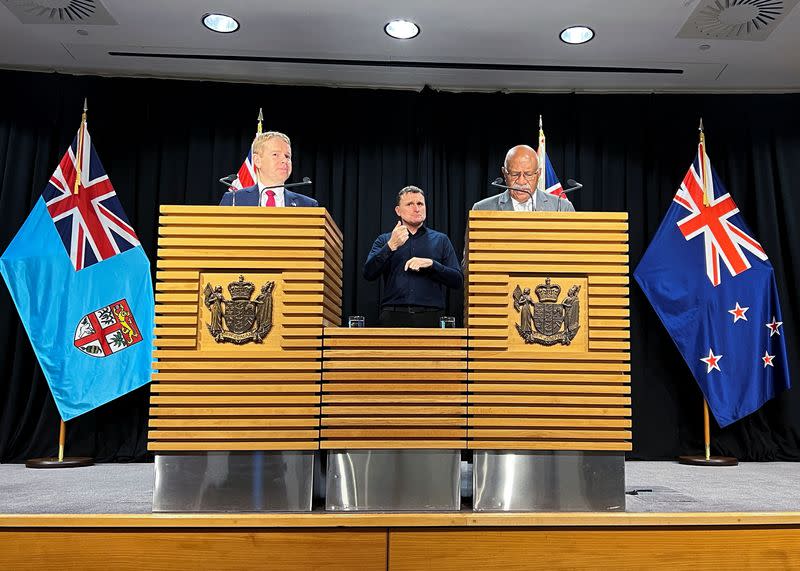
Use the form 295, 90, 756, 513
0, 122, 154, 421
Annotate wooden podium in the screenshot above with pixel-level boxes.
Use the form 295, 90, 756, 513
149, 205, 342, 512
465, 210, 631, 511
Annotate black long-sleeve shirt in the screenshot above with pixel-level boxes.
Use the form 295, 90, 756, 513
363, 225, 463, 309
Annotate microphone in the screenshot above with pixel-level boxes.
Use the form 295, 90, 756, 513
564, 179, 583, 193
491, 177, 534, 201
262, 177, 313, 190
219, 173, 238, 188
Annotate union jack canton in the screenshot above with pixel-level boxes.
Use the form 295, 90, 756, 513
43, 123, 140, 271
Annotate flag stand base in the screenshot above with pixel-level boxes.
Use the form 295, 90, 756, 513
25, 457, 94, 469
677, 455, 738, 467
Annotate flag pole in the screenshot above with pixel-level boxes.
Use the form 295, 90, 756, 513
257, 107, 263, 136
25, 99, 95, 470
678, 118, 738, 467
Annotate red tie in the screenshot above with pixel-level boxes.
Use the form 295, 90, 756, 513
265, 189, 276, 207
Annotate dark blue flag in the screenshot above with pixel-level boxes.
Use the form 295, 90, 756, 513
634, 140, 790, 427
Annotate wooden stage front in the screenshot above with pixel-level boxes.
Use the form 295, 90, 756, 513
3, 511, 800, 570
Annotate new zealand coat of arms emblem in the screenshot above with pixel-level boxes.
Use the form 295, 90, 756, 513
513, 278, 581, 346
74, 299, 143, 357
203, 275, 274, 344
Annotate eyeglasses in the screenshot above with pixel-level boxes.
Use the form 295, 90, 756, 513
505, 169, 540, 181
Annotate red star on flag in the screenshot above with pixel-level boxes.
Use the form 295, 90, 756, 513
700, 348, 722, 373
766, 317, 783, 337
728, 302, 749, 323
762, 351, 775, 368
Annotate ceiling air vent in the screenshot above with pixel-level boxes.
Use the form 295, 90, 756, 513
677, 0, 799, 40
1, 0, 117, 25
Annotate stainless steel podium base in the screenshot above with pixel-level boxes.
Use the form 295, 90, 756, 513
473, 451, 625, 512
326, 450, 460, 511
153, 451, 314, 512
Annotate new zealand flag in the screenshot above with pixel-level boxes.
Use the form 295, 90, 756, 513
634, 141, 790, 427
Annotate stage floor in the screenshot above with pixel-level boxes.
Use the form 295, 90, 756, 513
1, 460, 798, 514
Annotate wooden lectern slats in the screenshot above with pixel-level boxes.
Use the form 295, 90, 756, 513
323, 417, 466, 427
468, 372, 630, 383
159, 214, 325, 227
155, 304, 198, 314
588, 308, 630, 318
469, 210, 628, 220
321, 441, 465, 450
322, 371, 467, 381
157, 259, 325, 270
158, 227, 327, 240
469, 406, 629, 417
588, 297, 629, 307
469, 221, 628, 232
469, 417, 631, 428
467, 274, 510, 285
323, 394, 466, 404
159, 237, 325, 249
151, 406, 320, 416
468, 306, 510, 316
589, 318, 630, 328
156, 282, 197, 292
323, 337, 468, 348
468, 441, 632, 451
324, 328, 467, 337
159, 205, 328, 216
469, 241, 629, 253
283, 282, 324, 293
151, 384, 321, 394
156, 292, 198, 303
468, 285, 509, 294
325, 384, 466, 393
150, 441, 319, 451
154, 361, 321, 371
153, 327, 196, 337
154, 339, 197, 348
588, 329, 630, 339
152, 372, 320, 382
469, 429, 631, 439
322, 405, 467, 416
469, 384, 629, 395
156, 270, 200, 280
469, 395, 630, 406
150, 429, 319, 440
589, 341, 631, 350
150, 418, 319, 428
324, 361, 468, 371
469, 351, 628, 362
157, 248, 325, 260
468, 231, 625, 243
324, 350, 467, 359
468, 361, 630, 372
468, 263, 627, 275
321, 428, 465, 438
151, 395, 321, 405
467, 317, 509, 327
469, 253, 628, 264
589, 286, 629, 296
156, 348, 320, 358
588, 275, 629, 285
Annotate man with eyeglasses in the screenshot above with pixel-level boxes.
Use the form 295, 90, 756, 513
471, 145, 574, 212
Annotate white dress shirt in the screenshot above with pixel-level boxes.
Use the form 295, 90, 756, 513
511, 192, 536, 212
258, 182, 285, 207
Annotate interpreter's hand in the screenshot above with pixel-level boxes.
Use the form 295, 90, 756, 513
404, 257, 433, 272
387, 220, 410, 251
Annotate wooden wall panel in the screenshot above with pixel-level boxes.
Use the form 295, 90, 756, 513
466, 211, 631, 451
321, 328, 468, 449
149, 206, 342, 452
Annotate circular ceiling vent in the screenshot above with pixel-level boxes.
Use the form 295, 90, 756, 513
694, 0, 783, 38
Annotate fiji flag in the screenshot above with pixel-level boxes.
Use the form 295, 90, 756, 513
0, 120, 154, 421
634, 137, 790, 427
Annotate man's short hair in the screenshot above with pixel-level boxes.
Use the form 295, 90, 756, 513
397, 185, 425, 205
252, 131, 291, 155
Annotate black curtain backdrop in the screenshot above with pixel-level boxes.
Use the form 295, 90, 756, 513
0, 69, 798, 462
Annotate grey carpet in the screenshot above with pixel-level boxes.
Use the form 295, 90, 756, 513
1, 461, 798, 514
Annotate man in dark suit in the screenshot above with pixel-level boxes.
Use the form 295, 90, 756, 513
471, 144, 574, 212
219, 131, 317, 207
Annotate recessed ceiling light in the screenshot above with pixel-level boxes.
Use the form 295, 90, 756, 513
202, 13, 240, 34
560, 26, 594, 45
384, 19, 420, 40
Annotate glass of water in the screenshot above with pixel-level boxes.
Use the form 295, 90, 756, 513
440, 316, 456, 329
348, 315, 365, 328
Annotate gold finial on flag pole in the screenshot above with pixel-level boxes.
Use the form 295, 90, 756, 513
257, 108, 263, 136
698, 117, 710, 207
72, 98, 88, 196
